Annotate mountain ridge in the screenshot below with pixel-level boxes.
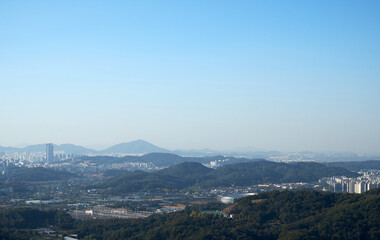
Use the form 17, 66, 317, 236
0, 143, 96, 154
98, 160, 359, 194
2, 141, 380, 162
99, 140, 170, 154
0, 140, 168, 155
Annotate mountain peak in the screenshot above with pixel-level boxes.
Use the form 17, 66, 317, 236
101, 140, 169, 154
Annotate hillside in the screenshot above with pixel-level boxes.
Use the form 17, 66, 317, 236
201, 161, 358, 187
133, 153, 186, 166
82, 153, 186, 167
0, 189, 378, 239
157, 161, 213, 178
98, 161, 359, 194
74, 188, 380, 239
99, 162, 210, 193
99, 171, 189, 193
1, 167, 77, 182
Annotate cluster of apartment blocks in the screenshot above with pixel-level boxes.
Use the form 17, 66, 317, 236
323, 170, 380, 194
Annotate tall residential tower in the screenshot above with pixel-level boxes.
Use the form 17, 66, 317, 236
46, 143, 54, 162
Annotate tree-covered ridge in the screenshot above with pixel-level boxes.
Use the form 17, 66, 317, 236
98, 161, 359, 194
76, 188, 380, 240
100, 170, 190, 193
0, 167, 77, 182
201, 161, 357, 187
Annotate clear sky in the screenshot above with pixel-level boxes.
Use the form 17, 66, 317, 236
1, 1, 379, 154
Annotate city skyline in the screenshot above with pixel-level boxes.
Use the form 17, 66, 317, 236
1, 1, 380, 154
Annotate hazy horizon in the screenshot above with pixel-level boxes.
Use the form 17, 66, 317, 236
1, 1, 380, 155
1, 139, 379, 157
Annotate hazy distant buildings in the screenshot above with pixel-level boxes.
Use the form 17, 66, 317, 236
354, 182, 364, 194
46, 144, 54, 162
348, 181, 356, 193
323, 170, 380, 194
1, 160, 9, 177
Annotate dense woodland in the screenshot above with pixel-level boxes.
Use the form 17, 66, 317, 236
1, 188, 378, 239
0, 208, 75, 239
73, 188, 380, 239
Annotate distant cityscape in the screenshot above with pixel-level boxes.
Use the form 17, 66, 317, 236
0, 141, 379, 240
1, 141, 379, 169
321, 170, 380, 194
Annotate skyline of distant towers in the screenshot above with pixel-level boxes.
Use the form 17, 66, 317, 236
46, 143, 54, 162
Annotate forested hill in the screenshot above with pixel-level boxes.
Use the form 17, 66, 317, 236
75, 188, 380, 239
98, 161, 359, 194
0, 167, 77, 182
200, 161, 357, 187
98, 162, 209, 193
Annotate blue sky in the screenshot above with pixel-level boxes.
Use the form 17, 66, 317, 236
1, 1, 379, 154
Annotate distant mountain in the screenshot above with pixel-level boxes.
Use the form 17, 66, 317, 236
134, 153, 185, 166
0, 146, 19, 152
97, 161, 359, 194
2, 140, 378, 162
0, 144, 96, 154
324, 160, 380, 172
54, 144, 96, 154
1, 140, 167, 154
22, 144, 46, 152
100, 140, 170, 154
